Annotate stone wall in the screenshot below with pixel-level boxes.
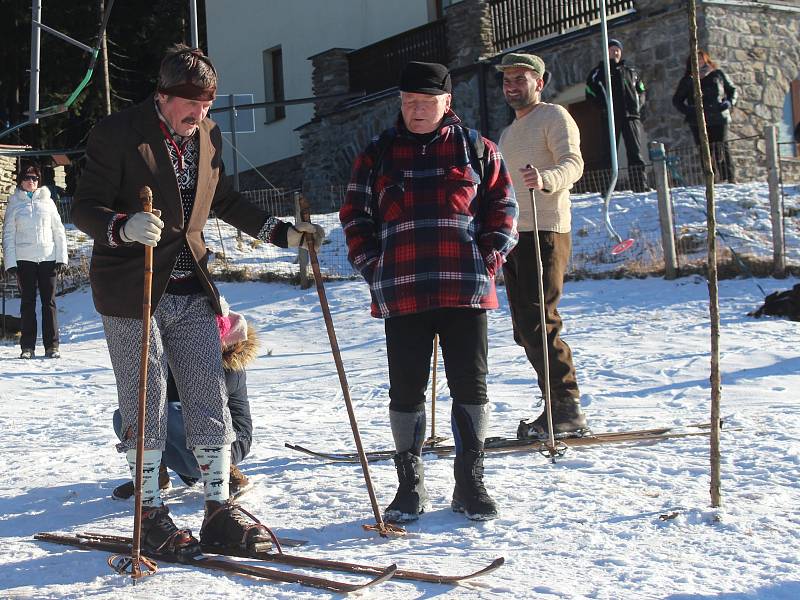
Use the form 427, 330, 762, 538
0, 155, 16, 197
299, 0, 800, 204
299, 92, 399, 210
703, 1, 800, 182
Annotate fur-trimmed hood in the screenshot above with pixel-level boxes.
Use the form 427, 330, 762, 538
222, 323, 259, 371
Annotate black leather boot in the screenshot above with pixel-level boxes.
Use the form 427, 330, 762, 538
384, 451, 430, 523
451, 449, 498, 521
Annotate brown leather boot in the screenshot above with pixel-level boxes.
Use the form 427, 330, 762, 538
140, 504, 200, 557
200, 501, 272, 552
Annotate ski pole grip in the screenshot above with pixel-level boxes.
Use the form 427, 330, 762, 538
525, 164, 534, 192
139, 186, 153, 213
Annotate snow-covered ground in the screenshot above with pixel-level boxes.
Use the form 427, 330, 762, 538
1, 185, 799, 599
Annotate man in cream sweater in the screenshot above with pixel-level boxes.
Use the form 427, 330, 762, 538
496, 53, 587, 437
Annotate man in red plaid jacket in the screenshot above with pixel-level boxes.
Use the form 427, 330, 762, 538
340, 61, 518, 522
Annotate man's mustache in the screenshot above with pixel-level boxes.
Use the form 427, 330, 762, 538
182, 117, 199, 125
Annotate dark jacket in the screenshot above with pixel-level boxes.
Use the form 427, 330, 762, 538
672, 69, 738, 128
72, 96, 289, 319
340, 110, 518, 319
585, 60, 646, 119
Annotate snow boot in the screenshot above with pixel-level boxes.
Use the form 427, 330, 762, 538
200, 500, 273, 552
45, 346, 60, 359
19, 349, 34, 359
451, 449, 498, 521
112, 462, 171, 500
517, 397, 588, 439
384, 451, 430, 523
140, 504, 200, 558
229, 464, 252, 499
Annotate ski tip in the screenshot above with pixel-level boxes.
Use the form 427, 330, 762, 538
377, 563, 398, 584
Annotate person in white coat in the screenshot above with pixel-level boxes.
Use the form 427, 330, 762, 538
2, 162, 68, 358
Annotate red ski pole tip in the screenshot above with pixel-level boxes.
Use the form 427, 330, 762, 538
611, 238, 635, 255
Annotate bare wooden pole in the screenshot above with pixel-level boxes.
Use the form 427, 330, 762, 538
427, 334, 440, 445
129, 186, 158, 577
99, 0, 111, 115
299, 197, 404, 537
527, 185, 557, 458
687, 0, 722, 508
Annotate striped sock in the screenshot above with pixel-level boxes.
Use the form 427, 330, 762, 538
125, 449, 164, 507
192, 445, 231, 504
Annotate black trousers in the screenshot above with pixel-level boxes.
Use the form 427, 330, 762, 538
601, 117, 649, 192
502, 232, 580, 402
689, 122, 736, 183
384, 308, 488, 413
16, 260, 58, 351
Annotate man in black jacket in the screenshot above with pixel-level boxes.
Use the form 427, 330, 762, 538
585, 39, 650, 192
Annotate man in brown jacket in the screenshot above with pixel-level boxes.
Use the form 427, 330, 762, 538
496, 53, 588, 438
72, 45, 323, 558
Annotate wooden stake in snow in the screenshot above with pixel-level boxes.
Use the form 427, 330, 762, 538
687, 0, 723, 508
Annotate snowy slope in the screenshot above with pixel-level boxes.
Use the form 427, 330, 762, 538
1, 187, 799, 599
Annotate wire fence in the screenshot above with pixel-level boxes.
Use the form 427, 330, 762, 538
3, 130, 797, 295
778, 140, 800, 270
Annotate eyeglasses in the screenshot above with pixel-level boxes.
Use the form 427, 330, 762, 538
22, 175, 39, 181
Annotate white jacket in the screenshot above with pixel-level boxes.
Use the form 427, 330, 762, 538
2, 186, 68, 268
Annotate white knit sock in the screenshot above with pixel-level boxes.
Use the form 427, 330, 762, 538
192, 445, 231, 504
125, 448, 164, 507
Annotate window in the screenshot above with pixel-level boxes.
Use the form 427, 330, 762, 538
779, 79, 799, 158
263, 46, 285, 123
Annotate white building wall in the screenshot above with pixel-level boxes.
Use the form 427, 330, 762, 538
205, 0, 431, 176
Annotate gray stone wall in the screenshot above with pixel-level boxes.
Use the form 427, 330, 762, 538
0, 155, 16, 196
299, 0, 800, 205
445, 0, 494, 68
310, 48, 353, 117
299, 94, 399, 210
703, 2, 800, 182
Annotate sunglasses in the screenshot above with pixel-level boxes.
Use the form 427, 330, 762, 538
22, 175, 39, 181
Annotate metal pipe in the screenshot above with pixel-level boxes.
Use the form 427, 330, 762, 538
33, 20, 93, 53
208, 91, 365, 115
189, 0, 199, 48
599, 1, 622, 244
29, 0, 42, 126
228, 94, 240, 193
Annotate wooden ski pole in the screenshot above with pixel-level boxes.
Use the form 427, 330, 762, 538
430, 334, 438, 442
425, 334, 446, 447
527, 177, 558, 459
110, 186, 158, 579
298, 197, 404, 537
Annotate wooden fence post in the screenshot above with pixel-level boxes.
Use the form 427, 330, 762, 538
294, 192, 310, 288
650, 141, 679, 280
765, 124, 786, 277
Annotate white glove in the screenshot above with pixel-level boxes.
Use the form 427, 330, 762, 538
287, 222, 325, 251
121, 210, 163, 246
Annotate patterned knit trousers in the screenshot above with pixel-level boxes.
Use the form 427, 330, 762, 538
103, 293, 234, 453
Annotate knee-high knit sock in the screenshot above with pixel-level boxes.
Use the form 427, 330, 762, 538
451, 403, 490, 453
390, 409, 426, 456
125, 448, 164, 507
192, 445, 231, 504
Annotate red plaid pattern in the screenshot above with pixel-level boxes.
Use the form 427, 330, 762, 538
340, 110, 518, 318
